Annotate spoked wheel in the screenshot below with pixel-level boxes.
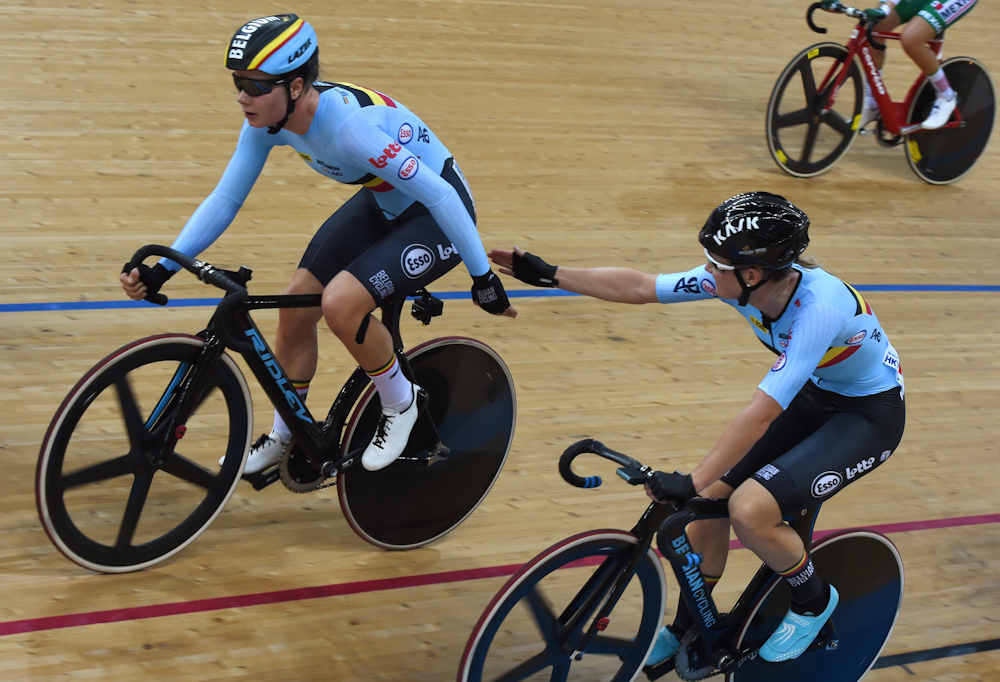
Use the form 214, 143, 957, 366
767, 43, 864, 177
339, 337, 515, 549
36, 335, 253, 573
906, 57, 996, 184
728, 530, 903, 682
457, 531, 667, 682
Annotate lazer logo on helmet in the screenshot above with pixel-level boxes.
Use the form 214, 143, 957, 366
288, 38, 312, 63
711, 216, 760, 246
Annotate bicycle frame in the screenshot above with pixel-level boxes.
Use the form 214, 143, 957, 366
556, 441, 832, 677
813, 13, 961, 136
130, 245, 441, 489
655, 501, 829, 675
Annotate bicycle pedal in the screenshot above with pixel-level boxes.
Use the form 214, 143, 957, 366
246, 466, 281, 490
642, 657, 676, 681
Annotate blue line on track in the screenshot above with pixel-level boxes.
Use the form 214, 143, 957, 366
1, 284, 996, 313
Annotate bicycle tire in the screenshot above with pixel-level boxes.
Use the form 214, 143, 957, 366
906, 57, 996, 184
727, 530, 903, 682
767, 43, 864, 178
36, 334, 253, 573
457, 530, 667, 682
338, 337, 515, 549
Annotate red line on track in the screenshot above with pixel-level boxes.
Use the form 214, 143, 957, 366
3, 512, 998, 637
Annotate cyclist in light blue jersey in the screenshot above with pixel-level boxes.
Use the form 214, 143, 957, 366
122, 15, 515, 475
490, 192, 905, 670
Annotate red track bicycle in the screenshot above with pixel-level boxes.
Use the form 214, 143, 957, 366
767, 1, 995, 184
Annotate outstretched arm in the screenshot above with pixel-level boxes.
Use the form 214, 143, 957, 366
490, 246, 659, 304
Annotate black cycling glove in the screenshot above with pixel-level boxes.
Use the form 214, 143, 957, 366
122, 262, 173, 305
471, 271, 511, 314
512, 250, 559, 288
648, 471, 697, 505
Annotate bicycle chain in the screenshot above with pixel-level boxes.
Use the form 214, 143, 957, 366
674, 630, 723, 682
278, 439, 338, 493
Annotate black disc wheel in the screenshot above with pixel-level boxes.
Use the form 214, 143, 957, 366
906, 57, 996, 184
36, 335, 253, 573
339, 337, 515, 549
728, 531, 903, 682
457, 531, 667, 682
767, 43, 864, 177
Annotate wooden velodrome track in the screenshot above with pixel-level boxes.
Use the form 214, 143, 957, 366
2, 0, 998, 680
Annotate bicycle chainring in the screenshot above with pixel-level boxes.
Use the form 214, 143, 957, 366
279, 439, 336, 493
875, 117, 903, 148
675, 630, 721, 682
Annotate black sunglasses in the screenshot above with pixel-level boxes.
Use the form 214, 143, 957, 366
233, 74, 286, 97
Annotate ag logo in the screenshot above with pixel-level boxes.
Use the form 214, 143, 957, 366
401, 244, 434, 279
811, 471, 843, 498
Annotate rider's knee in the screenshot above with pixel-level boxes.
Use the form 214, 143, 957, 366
728, 482, 781, 536
322, 281, 372, 337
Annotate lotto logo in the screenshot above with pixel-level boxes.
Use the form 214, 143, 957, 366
369, 142, 403, 169
401, 244, 435, 279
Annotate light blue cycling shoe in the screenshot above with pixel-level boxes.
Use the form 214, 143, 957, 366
645, 626, 680, 667
759, 585, 840, 662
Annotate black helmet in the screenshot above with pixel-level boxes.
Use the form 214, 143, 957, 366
698, 192, 809, 270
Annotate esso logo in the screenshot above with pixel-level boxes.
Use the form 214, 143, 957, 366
401, 244, 434, 279
398, 123, 414, 144
701, 279, 717, 297
811, 471, 843, 498
846, 330, 867, 345
771, 352, 787, 372
398, 156, 419, 180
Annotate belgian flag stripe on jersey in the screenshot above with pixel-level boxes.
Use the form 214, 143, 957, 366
333, 82, 397, 108
817, 344, 862, 369
329, 82, 397, 191
247, 19, 305, 70
842, 281, 873, 317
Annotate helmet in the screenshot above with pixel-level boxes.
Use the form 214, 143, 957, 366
698, 192, 809, 270
225, 14, 317, 75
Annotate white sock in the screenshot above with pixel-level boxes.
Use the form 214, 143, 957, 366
366, 355, 414, 411
929, 68, 955, 100
271, 383, 309, 442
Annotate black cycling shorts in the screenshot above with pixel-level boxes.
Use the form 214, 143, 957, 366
298, 157, 475, 304
721, 381, 905, 517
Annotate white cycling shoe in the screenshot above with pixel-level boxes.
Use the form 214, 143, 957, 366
361, 384, 422, 471
223, 429, 287, 474
922, 93, 957, 130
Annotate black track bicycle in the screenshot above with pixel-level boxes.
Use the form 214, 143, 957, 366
36, 245, 516, 573
458, 440, 903, 682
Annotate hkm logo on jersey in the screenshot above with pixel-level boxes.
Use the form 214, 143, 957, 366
369, 142, 403, 169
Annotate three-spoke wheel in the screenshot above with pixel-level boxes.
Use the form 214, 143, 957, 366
457, 530, 667, 682
36, 335, 253, 573
729, 531, 904, 682
340, 337, 516, 549
767, 42, 864, 177
906, 56, 996, 184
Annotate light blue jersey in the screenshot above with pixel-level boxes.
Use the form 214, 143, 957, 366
164, 82, 488, 276
655, 265, 903, 408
